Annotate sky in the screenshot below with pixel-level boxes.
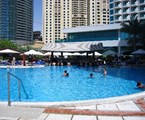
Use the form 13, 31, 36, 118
33, 0, 42, 31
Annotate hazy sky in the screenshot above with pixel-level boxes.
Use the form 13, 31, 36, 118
33, 0, 42, 31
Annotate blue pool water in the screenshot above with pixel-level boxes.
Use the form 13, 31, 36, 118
0, 66, 145, 102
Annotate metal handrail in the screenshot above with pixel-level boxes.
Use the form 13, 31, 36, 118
9, 72, 28, 98
7, 71, 28, 106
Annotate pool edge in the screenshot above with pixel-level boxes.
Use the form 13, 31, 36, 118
0, 91, 145, 108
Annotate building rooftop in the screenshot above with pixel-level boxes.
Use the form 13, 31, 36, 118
62, 23, 121, 33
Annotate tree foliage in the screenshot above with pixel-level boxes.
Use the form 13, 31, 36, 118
120, 17, 145, 50
0, 40, 18, 50
0, 40, 36, 52
19, 45, 33, 52
138, 21, 145, 49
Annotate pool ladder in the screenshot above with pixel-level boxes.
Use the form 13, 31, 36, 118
7, 71, 28, 106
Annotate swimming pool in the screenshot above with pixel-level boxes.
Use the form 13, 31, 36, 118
0, 66, 145, 102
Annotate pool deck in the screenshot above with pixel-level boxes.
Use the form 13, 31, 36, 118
1, 92, 145, 120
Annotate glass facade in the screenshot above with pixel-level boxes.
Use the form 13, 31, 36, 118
0, 0, 9, 40
64, 30, 128, 42
0, 0, 33, 43
0, 0, 16, 40
9, 0, 17, 40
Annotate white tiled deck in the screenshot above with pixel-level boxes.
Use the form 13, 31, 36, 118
1, 96, 145, 120
37, 99, 145, 120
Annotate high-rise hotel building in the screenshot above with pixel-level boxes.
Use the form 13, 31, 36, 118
110, 0, 145, 24
90, 0, 109, 25
0, 0, 33, 45
43, 0, 109, 44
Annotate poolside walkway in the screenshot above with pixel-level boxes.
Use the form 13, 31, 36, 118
1, 97, 145, 120
37, 98, 145, 120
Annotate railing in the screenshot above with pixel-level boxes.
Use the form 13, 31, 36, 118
7, 69, 28, 106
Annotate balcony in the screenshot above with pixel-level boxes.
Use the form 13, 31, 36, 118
140, 9, 145, 13
126, 2, 130, 6
140, 6, 145, 11
140, 13, 145, 18
115, 15, 122, 21
131, 7, 139, 13
123, 9, 130, 14
115, 10, 122, 15
131, 1, 139, 6
123, 15, 130, 20
140, 0, 145, 4
131, 12, 138, 18
123, 2, 130, 7
115, 3, 122, 8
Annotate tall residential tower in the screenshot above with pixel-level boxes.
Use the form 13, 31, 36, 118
90, 0, 109, 25
0, 0, 33, 45
43, 0, 109, 44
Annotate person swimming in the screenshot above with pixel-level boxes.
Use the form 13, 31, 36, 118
63, 70, 69, 77
137, 81, 145, 88
89, 73, 93, 78
66, 72, 69, 77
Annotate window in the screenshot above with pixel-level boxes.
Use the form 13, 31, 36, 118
110, 10, 114, 15
110, 3, 113, 8
110, 16, 114, 21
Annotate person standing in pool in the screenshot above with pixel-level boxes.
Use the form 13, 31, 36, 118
11, 56, 16, 66
103, 67, 107, 76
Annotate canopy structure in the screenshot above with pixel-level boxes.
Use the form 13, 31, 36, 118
0, 49, 20, 54
41, 42, 103, 52
131, 49, 145, 55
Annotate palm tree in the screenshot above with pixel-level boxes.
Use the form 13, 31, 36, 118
138, 21, 145, 49
120, 17, 141, 51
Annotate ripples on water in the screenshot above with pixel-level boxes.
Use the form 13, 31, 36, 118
0, 66, 145, 102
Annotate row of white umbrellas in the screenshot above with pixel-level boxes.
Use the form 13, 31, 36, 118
44, 52, 102, 56
0, 49, 145, 56
0, 49, 102, 56
22, 49, 102, 56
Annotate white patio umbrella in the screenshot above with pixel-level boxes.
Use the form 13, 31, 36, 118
44, 52, 66, 56
63, 52, 74, 56
72, 52, 82, 56
103, 50, 116, 56
131, 49, 145, 55
36, 51, 44, 56
44, 52, 51, 56
88, 52, 102, 56
24, 50, 39, 55
0, 49, 20, 54
94, 52, 102, 56
53, 52, 61, 56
